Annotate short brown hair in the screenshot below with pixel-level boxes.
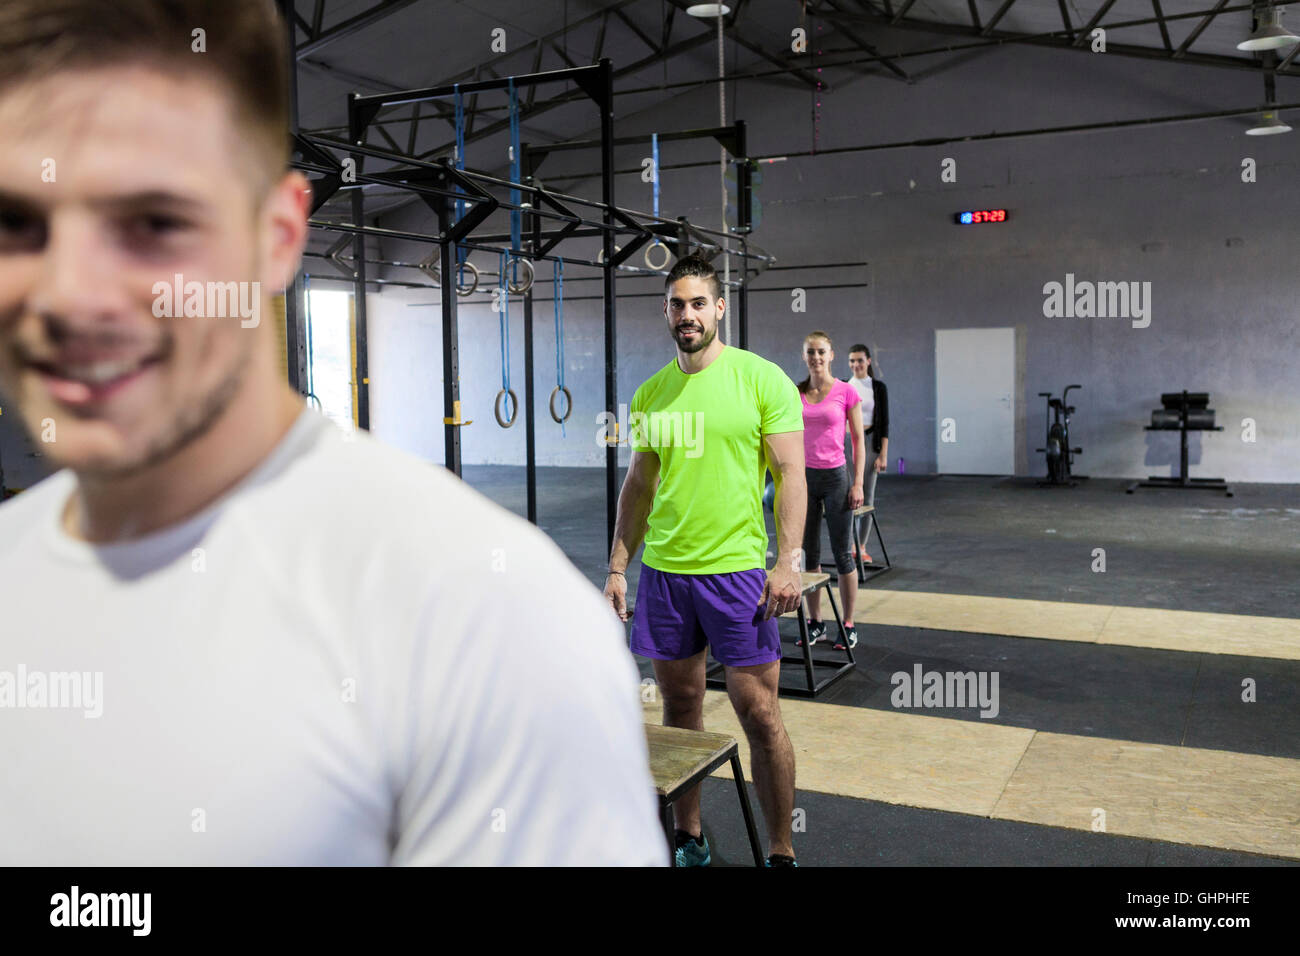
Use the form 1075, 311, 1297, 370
0, 0, 290, 195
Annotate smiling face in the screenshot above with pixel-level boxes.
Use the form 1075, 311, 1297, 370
664, 275, 723, 355
848, 349, 870, 378
0, 64, 307, 478
804, 336, 833, 376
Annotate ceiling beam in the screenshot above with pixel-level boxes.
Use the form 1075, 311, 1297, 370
1056, 0, 1075, 43
892, 0, 918, 24
982, 0, 1019, 36
413, 29, 722, 161
806, 3, 1300, 77
663, 0, 826, 91
818, 0, 910, 80
613, 7, 660, 54
295, 0, 421, 59
1174, 0, 1231, 58
1151, 0, 1174, 51
1073, 0, 1120, 47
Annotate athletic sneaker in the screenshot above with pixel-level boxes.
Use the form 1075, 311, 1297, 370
833, 626, 858, 651
765, 854, 799, 867
795, 621, 826, 648
674, 830, 711, 867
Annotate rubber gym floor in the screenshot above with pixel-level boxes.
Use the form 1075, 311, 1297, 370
464, 466, 1300, 866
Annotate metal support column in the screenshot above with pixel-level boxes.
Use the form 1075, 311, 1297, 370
522, 143, 538, 525
599, 59, 618, 552
278, 0, 308, 394
735, 120, 750, 351
347, 93, 371, 430
437, 183, 463, 477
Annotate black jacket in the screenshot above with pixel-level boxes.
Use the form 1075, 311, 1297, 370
861, 378, 889, 454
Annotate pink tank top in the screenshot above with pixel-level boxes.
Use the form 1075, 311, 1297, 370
801, 379, 861, 469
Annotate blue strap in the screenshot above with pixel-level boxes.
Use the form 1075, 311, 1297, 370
554, 259, 566, 437
651, 133, 661, 219
453, 84, 467, 272
498, 250, 511, 398
507, 79, 522, 283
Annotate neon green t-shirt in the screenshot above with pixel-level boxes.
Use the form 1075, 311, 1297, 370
630, 346, 803, 575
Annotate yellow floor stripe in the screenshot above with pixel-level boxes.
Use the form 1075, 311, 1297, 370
853, 589, 1300, 661
644, 692, 1300, 859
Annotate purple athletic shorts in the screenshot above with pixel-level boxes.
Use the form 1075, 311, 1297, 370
629, 566, 781, 667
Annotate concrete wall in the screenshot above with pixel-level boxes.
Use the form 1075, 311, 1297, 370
366, 31, 1300, 482
7, 29, 1296, 489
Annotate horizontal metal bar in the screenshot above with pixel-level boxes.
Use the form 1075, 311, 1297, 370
350, 63, 602, 111
527, 125, 741, 155
300, 133, 744, 245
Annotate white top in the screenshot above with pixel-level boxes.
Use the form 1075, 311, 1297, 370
849, 375, 874, 426
0, 409, 665, 866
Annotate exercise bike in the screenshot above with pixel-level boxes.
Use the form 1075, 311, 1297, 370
1036, 385, 1086, 486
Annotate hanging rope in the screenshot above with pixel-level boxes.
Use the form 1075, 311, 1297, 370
494, 249, 517, 428
550, 258, 571, 432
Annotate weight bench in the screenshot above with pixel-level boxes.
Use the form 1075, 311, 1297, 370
704, 571, 856, 698
644, 723, 764, 867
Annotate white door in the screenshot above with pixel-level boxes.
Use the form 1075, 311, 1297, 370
935, 328, 1015, 475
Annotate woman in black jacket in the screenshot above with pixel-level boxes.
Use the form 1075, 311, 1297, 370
846, 345, 888, 559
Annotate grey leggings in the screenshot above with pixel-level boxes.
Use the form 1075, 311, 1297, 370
803, 464, 856, 575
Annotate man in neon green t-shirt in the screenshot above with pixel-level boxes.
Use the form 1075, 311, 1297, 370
604, 254, 807, 868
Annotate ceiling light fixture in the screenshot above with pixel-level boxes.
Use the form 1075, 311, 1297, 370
685, 4, 731, 16
1245, 110, 1293, 134
1237, 5, 1299, 51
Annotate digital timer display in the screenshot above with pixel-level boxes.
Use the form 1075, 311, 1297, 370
955, 209, 1008, 224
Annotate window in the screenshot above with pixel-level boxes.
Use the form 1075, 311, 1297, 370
305, 288, 355, 430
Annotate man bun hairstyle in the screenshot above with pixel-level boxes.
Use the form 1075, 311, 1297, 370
665, 253, 723, 300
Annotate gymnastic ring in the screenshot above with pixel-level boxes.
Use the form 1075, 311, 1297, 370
494, 388, 519, 428
506, 256, 534, 294
455, 260, 479, 297
643, 241, 671, 271
595, 244, 622, 266
548, 385, 573, 424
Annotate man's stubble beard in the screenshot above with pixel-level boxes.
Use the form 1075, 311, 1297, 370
674, 315, 720, 354
79, 327, 256, 481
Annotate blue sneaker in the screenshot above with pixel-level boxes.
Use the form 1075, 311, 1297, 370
674, 831, 711, 867
795, 621, 826, 648
765, 854, 799, 867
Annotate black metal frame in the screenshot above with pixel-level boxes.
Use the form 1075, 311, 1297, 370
705, 577, 856, 698
1035, 385, 1089, 488
657, 740, 764, 867
849, 506, 891, 582
1127, 390, 1233, 497
290, 58, 768, 551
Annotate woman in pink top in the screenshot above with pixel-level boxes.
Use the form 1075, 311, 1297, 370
796, 331, 866, 650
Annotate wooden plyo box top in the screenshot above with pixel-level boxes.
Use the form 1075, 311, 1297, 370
644, 723, 737, 798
